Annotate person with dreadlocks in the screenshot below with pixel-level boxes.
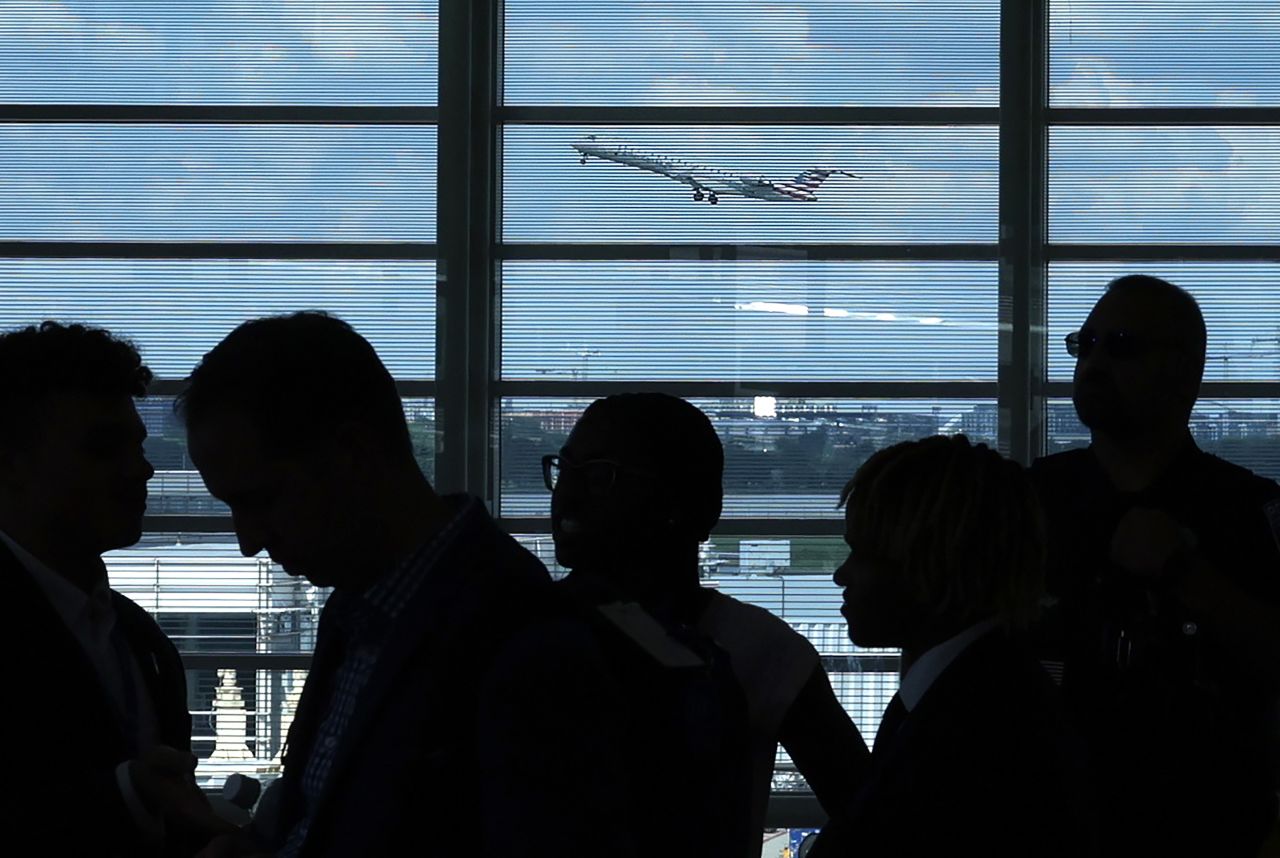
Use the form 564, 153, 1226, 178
808, 435, 1096, 858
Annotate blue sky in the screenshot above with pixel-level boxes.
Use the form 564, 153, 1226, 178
3, 0, 1273, 629
0, 0, 1276, 384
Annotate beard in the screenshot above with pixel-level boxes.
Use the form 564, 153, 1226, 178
1073, 381, 1141, 440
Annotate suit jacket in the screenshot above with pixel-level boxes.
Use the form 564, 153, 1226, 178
262, 502, 636, 858
809, 630, 1097, 858
1, 541, 191, 857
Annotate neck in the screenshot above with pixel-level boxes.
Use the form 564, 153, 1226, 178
346, 471, 453, 592
899, 616, 978, 678
0, 513, 106, 593
1090, 425, 1192, 493
580, 542, 703, 619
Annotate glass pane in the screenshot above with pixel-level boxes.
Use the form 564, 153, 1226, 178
504, 1, 998, 106
502, 261, 996, 382
1049, 126, 1280, 244
138, 398, 435, 517
504, 126, 997, 243
0, 125, 436, 241
0, 259, 435, 379
110, 533, 325, 654
1045, 398, 1280, 482
1050, 2, 1280, 107
513, 533, 901, 755
500, 397, 997, 519
0, 1, 438, 105
1047, 263, 1280, 383
185, 665, 303, 790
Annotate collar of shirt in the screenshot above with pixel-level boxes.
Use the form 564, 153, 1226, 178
337, 494, 480, 641
898, 618, 1000, 712
0, 528, 114, 635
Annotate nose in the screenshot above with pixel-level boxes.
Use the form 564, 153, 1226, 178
833, 557, 850, 588
232, 511, 267, 558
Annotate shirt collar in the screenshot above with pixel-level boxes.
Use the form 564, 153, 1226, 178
898, 618, 999, 712
0, 528, 113, 628
357, 494, 479, 622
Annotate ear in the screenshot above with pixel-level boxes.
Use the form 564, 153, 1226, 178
330, 420, 383, 474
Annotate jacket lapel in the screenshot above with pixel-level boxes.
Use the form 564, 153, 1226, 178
4, 543, 133, 757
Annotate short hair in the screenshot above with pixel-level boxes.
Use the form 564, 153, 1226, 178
0, 321, 152, 446
578, 393, 723, 539
1106, 274, 1207, 383
175, 312, 411, 458
839, 435, 1045, 631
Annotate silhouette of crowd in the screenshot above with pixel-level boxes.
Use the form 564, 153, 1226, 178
4, 274, 1279, 857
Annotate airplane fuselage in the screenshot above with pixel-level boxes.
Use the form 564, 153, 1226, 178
571, 136, 854, 204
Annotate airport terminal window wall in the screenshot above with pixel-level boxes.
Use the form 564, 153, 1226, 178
4, 0, 1279, 805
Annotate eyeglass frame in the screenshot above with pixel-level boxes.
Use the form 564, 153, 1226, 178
1064, 328, 1189, 361
541, 453, 652, 494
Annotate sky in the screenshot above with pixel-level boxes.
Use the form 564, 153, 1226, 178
0, 0, 1276, 386
2, 1, 1274, 645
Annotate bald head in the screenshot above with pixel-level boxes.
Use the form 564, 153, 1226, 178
1072, 275, 1206, 441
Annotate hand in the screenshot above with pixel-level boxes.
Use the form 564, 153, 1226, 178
129, 746, 239, 838
1109, 507, 1190, 577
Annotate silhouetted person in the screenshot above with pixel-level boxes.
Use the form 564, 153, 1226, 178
548, 393, 868, 856
1031, 275, 1280, 857
810, 435, 1096, 858
185, 313, 631, 858
0, 321, 231, 856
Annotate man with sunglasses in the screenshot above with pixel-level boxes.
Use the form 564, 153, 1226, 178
1031, 275, 1280, 857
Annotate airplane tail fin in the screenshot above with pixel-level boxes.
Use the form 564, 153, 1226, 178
792, 168, 859, 189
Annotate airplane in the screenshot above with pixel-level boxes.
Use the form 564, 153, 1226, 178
571, 134, 857, 204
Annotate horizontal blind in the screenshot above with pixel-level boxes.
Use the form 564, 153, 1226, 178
0, 1, 438, 104
0, 260, 437, 378
1049, 127, 1280, 243
502, 261, 996, 381
505, 0, 998, 106
1049, 1, 1280, 107
503, 126, 997, 243
3, 1, 440, 792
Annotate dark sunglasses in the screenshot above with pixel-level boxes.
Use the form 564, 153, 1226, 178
1065, 328, 1185, 361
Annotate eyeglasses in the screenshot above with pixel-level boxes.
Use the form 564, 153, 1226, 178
542, 454, 633, 494
1065, 328, 1185, 361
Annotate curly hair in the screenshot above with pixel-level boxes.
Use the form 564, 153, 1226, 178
0, 320, 152, 444
175, 311, 411, 458
840, 434, 1046, 631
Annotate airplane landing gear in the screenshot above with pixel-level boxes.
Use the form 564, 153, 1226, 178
693, 190, 704, 201
579, 156, 587, 165
708, 192, 719, 204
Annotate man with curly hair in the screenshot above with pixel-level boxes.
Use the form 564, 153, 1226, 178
0, 321, 230, 856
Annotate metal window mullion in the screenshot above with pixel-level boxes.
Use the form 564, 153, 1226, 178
499, 105, 997, 126
998, 0, 1049, 466
0, 105, 438, 124
436, 0, 498, 499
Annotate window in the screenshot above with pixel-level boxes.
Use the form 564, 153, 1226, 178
3, 1, 438, 788
5, 0, 1278, 811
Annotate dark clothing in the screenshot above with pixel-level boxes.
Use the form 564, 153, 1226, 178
557, 572, 756, 858
2, 542, 192, 857
809, 630, 1096, 858
260, 499, 634, 858
1031, 444, 1280, 857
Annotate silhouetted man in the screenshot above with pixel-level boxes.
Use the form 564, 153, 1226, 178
549, 393, 868, 856
0, 321, 228, 856
1032, 275, 1280, 857
184, 313, 630, 858
812, 436, 1095, 858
